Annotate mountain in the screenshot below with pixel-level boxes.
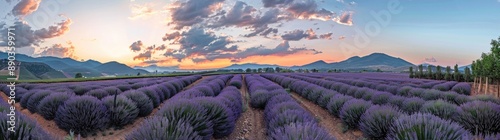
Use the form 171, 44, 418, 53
95, 61, 149, 75
134, 65, 185, 73
0, 52, 147, 77
223, 63, 282, 70
0, 60, 68, 80
81, 59, 102, 68
292, 53, 414, 70
458, 64, 471, 72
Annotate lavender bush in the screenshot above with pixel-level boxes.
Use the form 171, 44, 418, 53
102, 95, 139, 128
359, 105, 402, 139
387, 113, 470, 140
339, 99, 372, 129
125, 116, 201, 140
55, 96, 109, 137
327, 94, 354, 117
37, 92, 73, 120
454, 101, 500, 135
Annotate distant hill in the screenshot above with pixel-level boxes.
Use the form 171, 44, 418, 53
292, 53, 415, 70
95, 61, 149, 75
134, 65, 187, 73
0, 52, 148, 77
223, 63, 282, 70
0, 60, 67, 80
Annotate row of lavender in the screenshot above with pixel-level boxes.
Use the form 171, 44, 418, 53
305, 73, 444, 89
262, 74, 500, 140
0, 97, 52, 139
313, 73, 471, 95
126, 75, 244, 140
299, 74, 490, 104
245, 74, 335, 139
0, 75, 201, 138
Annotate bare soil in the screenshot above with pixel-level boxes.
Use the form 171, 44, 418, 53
0, 76, 207, 140
471, 83, 500, 98
290, 92, 364, 140
215, 74, 266, 140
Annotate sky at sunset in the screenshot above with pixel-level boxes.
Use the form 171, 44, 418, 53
1, 0, 499, 69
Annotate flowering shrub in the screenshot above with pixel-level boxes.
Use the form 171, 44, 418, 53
339, 99, 372, 129
327, 94, 354, 117
125, 116, 201, 140
451, 82, 471, 95
371, 91, 392, 105
55, 96, 109, 137
401, 97, 425, 114
102, 95, 139, 128
268, 110, 316, 131
195, 97, 235, 138
397, 86, 413, 97
387, 113, 470, 140
121, 90, 154, 117
26, 91, 52, 113
156, 99, 214, 140
85, 89, 111, 99
388, 95, 406, 107
269, 122, 335, 140
229, 75, 242, 89
454, 101, 500, 135
0, 111, 52, 140
37, 92, 73, 120
420, 100, 458, 120
317, 90, 337, 108
138, 87, 161, 107
359, 105, 402, 139
421, 89, 442, 100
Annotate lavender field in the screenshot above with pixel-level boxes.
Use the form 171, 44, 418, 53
0, 73, 499, 140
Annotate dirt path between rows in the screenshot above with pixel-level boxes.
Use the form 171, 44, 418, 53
0, 76, 208, 140
290, 92, 364, 140
215, 74, 266, 140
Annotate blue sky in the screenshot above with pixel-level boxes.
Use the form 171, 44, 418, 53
0, 0, 499, 69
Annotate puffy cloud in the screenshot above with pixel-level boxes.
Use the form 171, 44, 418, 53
155, 44, 167, 51
133, 50, 152, 61
37, 41, 78, 59
162, 31, 181, 42
162, 28, 238, 62
319, 33, 333, 40
34, 18, 72, 38
168, 0, 225, 29
209, 1, 257, 28
280, 29, 318, 41
334, 11, 353, 26
129, 40, 143, 52
209, 1, 284, 37
0, 17, 72, 47
11, 0, 41, 17
286, 0, 335, 21
199, 41, 322, 62
262, 0, 294, 7
129, 3, 155, 19
231, 41, 321, 60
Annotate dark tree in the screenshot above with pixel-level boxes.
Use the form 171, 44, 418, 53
445, 66, 452, 81
427, 66, 433, 79
409, 67, 414, 78
246, 68, 251, 73
454, 64, 461, 82
418, 65, 424, 78
464, 67, 471, 82
436, 66, 442, 80
75, 73, 83, 78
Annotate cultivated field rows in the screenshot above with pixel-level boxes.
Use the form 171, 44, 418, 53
1, 73, 500, 140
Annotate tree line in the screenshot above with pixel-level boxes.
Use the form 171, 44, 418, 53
409, 64, 472, 82
471, 37, 500, 96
